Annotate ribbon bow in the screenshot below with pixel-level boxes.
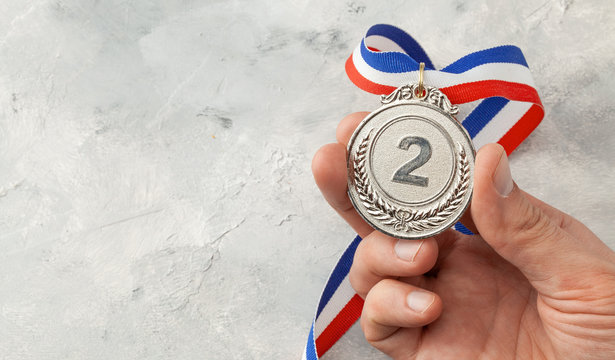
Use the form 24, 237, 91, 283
304, 24, 544, 360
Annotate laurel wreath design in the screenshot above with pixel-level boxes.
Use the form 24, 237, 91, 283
353, 133, 470, 232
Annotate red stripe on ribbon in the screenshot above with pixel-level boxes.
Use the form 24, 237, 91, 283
346, 55, 543, 106
315, 294, 365, 357
345, 55, 396, 95
497, 104, 544, 155
441, 81, 542, 107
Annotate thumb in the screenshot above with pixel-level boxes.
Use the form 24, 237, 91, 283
470, 144, 606, 293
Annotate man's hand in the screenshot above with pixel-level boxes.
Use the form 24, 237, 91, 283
312, 112, 615, 359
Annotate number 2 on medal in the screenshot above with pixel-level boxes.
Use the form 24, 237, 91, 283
392, 136, 432, 187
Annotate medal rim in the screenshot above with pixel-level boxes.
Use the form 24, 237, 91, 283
346, 98, 475, 240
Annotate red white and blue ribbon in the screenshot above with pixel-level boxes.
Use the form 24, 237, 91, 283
304, 24, 544, 359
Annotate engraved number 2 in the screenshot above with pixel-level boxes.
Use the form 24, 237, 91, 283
392, 136, 432, 187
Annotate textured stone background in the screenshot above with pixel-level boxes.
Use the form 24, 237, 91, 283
0, 1, 613, 359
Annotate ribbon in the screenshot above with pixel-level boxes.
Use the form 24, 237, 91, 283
304, 24, 544, 359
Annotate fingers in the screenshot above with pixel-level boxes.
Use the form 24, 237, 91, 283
349, 231, 439, 298
336, 111, 370, 145
312, 112, 374, 237
470, 143, 612, 292
361, 279, 442, 358
312, 142, 374, 237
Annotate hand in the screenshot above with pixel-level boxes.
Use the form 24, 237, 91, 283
312, 112, 615, 359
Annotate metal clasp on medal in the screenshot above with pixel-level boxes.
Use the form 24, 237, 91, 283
415, 62, 426, 99
380, 62, 459, 116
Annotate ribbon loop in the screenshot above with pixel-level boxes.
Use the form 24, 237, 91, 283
346, 24, 544, 154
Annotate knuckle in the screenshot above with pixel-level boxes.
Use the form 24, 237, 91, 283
311, 143, 334, 168
362, 326, 382, 345
359, 298, 379, 342
359, 306, 378, 342
348, 266, 367, 297
350, 237, 396, 297
348, 242, 370, 296
583, 265, 615, 303
365, 280, 393, 313
359, 313, 380, 344
360, 281, 393, 343
511, 200, 559, 245
355, 238, 369, 260
355, 237, 379, 273
375, 277, 398, 289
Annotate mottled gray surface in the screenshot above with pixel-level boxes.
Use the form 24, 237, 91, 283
0, 1, 613, 359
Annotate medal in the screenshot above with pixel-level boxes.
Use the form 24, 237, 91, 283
347, 63, 475, 240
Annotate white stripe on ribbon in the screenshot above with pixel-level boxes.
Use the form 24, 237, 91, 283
352, 47, 537, 90
456, 99, 483, 124
364, 34, 408, 53
472, 100, 534, 149
314, 275, 356, 338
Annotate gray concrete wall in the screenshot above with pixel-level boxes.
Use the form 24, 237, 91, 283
0, 1, 613, 358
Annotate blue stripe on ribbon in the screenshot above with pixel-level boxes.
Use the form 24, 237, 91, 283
462, 97, 509, 138
316, 235, 362, 318
361, 25, 528, 75
454, 222, 474, 235
366, 24, 434, 69
441, 45, 529, 74
305, 323, 318, 360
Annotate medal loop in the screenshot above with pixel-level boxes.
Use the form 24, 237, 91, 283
416, 62, 426, 98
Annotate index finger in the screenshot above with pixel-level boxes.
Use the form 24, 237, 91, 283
312, 112, 373, 238
336, 111, 370, 146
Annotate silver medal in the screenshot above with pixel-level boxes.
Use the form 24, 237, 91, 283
347, 76, 475, 240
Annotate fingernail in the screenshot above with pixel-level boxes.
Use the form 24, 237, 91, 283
493, 151, 514, 196
407, 290, 435, 313
394, 240, 423, 262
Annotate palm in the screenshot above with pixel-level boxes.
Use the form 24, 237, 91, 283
410, 232, 544, 359
401, 229, 615, 360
